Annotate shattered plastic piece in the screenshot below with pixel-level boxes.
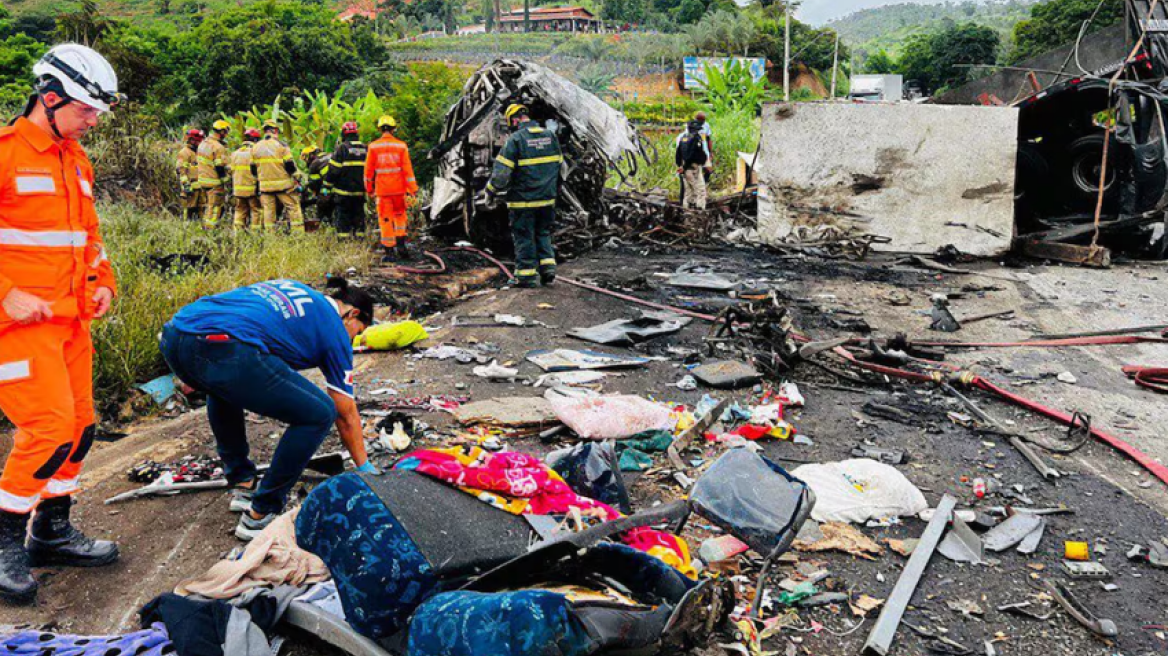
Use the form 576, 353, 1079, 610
526, 348, 650, 372
472, 360, 519, 379
938, 515, 985, 564
778, 582, 819, 606
1064, 540, 1089, 561
778, 382, 805, 407
568, 312, 690, 346
494, 314, 527, 326
1016, 518, 1046, 555
1057, 372, 1079, 384
547, 393, 674, 440
379, 422, 412, 452
982, 513, 1044, 552
929, 294, 961, 332
1062, 561, 1112, 579
700, 535, 750, 563
794, 521, 884, 560
533, 370, 607, 388
691, 360, 763, 389
792, 459, 928, 524
666, 270, 739, 291
674, 375, 698, 391
138, 375, 178, 405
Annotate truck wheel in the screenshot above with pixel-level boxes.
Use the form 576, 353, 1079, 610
1067, 134, 1118, 204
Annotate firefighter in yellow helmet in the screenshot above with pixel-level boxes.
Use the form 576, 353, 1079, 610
250, 119, 304, 233
175, 128, 206, 222
229, 128, 262, 230
197, 119, 231, 229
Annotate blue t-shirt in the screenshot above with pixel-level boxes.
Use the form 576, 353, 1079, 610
170, 280, 355, 397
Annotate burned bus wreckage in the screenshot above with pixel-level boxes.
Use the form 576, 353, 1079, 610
427, 60, 657, 255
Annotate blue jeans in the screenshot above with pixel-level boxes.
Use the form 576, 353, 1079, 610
160, 324, 337, 515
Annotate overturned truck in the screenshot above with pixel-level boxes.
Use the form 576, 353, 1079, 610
428, 60, 653, 253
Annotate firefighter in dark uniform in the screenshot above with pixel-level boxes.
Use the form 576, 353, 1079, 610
486, 104, 563, 288
301, 145, 333, 228
326, 122, 369, 238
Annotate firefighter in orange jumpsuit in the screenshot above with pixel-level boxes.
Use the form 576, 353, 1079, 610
364, 115, 417, 260
0, 44, 122, 605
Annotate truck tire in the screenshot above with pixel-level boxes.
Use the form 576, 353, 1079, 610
1067, 133, 1118, 209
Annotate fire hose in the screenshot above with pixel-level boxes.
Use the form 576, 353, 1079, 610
1123, 365, 1168, 394
394, 247, 516, 280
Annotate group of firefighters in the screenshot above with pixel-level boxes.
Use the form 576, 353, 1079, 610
0, 42, 566, 604
176, 115, 420, 258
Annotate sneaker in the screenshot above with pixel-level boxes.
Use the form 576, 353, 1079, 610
235, 510, 277, 542
229, 485, 255, 513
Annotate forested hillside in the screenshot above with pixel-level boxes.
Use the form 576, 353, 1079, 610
830, 0, 1038, 56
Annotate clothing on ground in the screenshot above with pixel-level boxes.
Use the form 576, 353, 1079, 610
0, 625, 172, 656
176, 507, 328, 599
140, 586, 298, 656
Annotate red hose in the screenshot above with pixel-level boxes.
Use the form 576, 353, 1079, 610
913, 335, 1168, 348
1123, 365, 1168, 394
394, 251, 448, 275
437, 247, 516, 281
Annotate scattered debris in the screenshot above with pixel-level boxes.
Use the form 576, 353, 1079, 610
938, 514, 985, 564
982, 514, 1045, 553
792, 459, 928, 524
526, 348, 649, 372
794, 522, 884, 560
1044, 580, 1118, 638
691, 360, 763, 389
568, 312, 691, 346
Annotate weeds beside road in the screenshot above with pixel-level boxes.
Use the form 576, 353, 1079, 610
91, 202, 374, 418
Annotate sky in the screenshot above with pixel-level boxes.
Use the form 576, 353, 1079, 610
796, 0, 993, 26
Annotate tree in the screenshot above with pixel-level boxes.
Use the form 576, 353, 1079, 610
1009, 0, 1124, 64
899, 22, 998, 94
676, 0, 706, 25
0, 33, 47, 111
603, 0, 649, 25
863, 49, 896, 74
155, 1, 361, 118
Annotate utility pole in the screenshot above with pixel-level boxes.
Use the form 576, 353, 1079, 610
524, 0, 530, 32
830, 32, 840, 99
783, 3, 791, 102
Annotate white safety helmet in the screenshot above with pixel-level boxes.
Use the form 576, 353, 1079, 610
32, 43, 121, 112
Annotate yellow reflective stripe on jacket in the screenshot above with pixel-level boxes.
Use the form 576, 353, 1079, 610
332, 188, 364, 196
539, 258, 557, 265
507, 199, 555, 208
527, 127, 545, 133
517, 155, 562, 166
516, 269, 538, 276
495, 155, 515, 168
198, 177, 224, 186
234, 185, 257, 195
334, 160, 365, 167
253, 157, 283, 164
231, 165, 252, 171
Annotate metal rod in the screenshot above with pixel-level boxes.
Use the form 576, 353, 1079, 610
863, 494, 956, 656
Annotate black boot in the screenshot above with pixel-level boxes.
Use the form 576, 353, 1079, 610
0, 509, 35, 604
27, 497, 119, 568
539, 266, 556, 286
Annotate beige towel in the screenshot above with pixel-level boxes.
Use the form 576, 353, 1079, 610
176, 507, 330, 599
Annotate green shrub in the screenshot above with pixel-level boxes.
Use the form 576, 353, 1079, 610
91, 201, 373, 416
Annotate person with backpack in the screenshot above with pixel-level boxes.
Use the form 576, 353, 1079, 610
675, 120, 711, 210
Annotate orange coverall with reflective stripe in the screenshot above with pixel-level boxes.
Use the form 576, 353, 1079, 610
364, 134, 417, 247
0, 117, 116, 513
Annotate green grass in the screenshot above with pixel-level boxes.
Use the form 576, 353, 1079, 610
613, 109, 759, 197
92, 202, 374, 417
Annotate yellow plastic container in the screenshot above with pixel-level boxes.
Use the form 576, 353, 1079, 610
1064, 541, 1090, 561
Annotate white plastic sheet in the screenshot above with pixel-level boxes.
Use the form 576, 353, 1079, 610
792, 459, 928, 524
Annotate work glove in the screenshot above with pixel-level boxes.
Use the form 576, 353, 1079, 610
356, 461, 380, 474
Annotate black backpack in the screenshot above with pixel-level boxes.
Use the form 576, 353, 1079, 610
678, 132, 707, 167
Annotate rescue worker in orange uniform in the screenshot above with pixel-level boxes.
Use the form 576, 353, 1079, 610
0, 44, 123, 605
197, 120, 231, 229
364, 115, 417, 260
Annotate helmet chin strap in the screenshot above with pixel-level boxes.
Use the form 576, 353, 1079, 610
39, 94, 72, 140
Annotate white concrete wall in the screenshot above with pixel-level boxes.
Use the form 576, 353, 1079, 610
755, 102, 1019, 257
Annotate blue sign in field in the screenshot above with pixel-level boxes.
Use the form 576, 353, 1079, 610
682, 57, 767, 90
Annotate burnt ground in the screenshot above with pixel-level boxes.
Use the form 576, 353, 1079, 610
3, 243, 1168, 656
